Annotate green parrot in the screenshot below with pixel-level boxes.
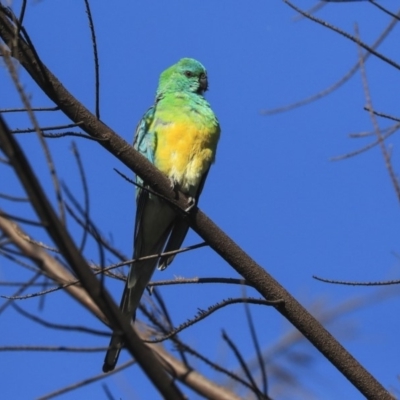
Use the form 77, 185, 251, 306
103, 58, 220, 372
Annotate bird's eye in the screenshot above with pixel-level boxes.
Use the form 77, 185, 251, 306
184, 70, 194, 78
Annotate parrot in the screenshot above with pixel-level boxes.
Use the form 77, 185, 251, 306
103, 58, 221, 372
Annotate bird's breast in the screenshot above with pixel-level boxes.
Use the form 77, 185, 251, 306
154, 118, 219, 195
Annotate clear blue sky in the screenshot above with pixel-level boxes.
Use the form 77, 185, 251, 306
1, 1, 400, 399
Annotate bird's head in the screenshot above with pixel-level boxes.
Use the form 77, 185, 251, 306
157, 58, 208, 98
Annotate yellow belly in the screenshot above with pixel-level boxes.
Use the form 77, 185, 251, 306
154, 121, 217, 195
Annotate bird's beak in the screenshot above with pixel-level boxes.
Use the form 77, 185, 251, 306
199, 74, 208, 92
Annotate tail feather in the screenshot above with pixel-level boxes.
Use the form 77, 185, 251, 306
102, 256, 162, 372
103, 197, 176, 372
158, 217, 190, 270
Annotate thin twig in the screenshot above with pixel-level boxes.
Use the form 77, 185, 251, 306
369, 0, 400, 21
243, 290, 269, 398
355, 24, 400, 202
313, 275, 400, 286
152, 289, 190, 367
83, 0, 100, 119
0, 106, 59, 113
12, 302, 110, 336
2, 48, 66, 223
12, 122, 81, 133
0, 193, 28, 202
262, 6, 399, 114
148, 276, 250, 287
16, 0, 27, 35
37, 360, 135, 400
0, 248, 44, 275
176, 339, 257, 393
0, 272, 41, 315
139, 296, 256, 394
42, 131, 105, 141
349, 124, 398, 138
293, 1, 326, 22
102, 384, 116, 400
146, 297, 281, 344
331, 123, 400, 161
222, 330, 267, 400
0, 211, 43, 226
363, 107, 400, 123
63, 200, 127, 261
70, 142, 90, 253
0, 345, 108, 352
283, 1, 400, 71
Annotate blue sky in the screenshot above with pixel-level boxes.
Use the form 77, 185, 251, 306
1, 1, 400, 399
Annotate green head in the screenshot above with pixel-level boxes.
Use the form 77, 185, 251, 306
156, 58, 208, 98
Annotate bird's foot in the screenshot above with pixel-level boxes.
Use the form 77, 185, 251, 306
169, 177, 178, 190
185, 196, 196, 212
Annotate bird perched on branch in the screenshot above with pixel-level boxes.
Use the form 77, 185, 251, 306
103, 58, 221, 372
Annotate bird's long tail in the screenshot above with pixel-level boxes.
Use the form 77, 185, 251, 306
102, 255, 161, 372
103, 196, 176, 372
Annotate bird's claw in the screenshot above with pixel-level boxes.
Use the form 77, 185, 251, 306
169, 177, 177, 190
185, 196, 196, 212
168, 177, 195, 212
